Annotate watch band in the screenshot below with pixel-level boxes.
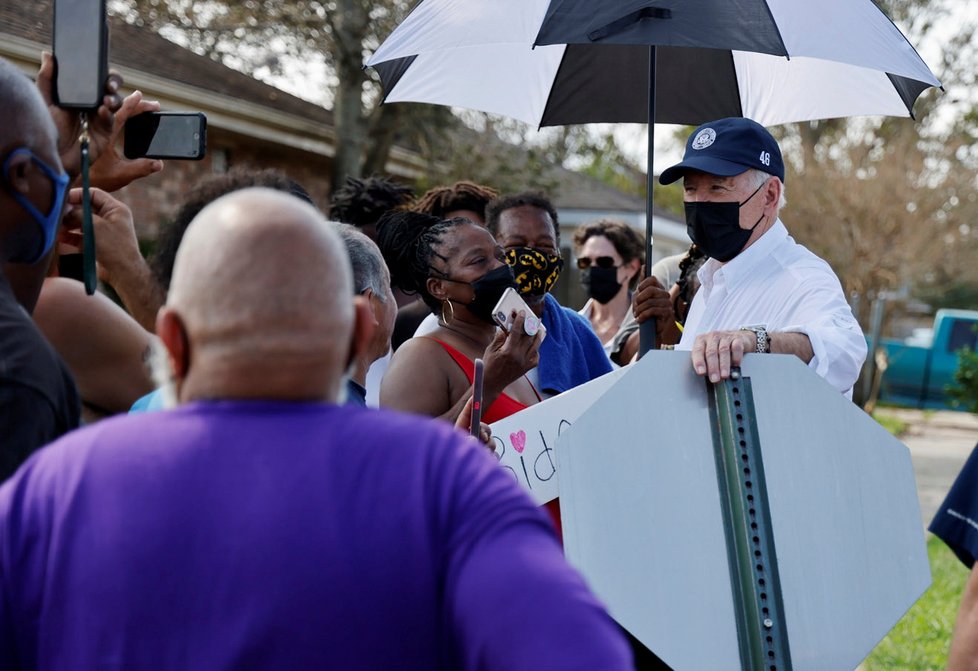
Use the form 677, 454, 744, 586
740, 325, 770, 354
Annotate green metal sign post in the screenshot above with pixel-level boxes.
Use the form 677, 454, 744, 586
709, 368, 792, 671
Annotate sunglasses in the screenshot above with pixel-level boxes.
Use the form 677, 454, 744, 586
576, 255, 619, 270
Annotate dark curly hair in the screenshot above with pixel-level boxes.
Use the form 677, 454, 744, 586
484, 191, 560, 246
572, 219, 645, 290
572, 219, 645, 263
329, 175, 413, 230
412, 181, 498, 221
151, 168, 313, 291
375, 211, 470, 313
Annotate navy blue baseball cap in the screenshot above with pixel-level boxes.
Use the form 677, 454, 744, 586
659, 117, 785, 185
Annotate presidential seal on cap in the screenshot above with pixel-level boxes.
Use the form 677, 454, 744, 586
659, 117, 785, 185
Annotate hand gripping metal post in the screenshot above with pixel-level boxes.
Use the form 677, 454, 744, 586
708, 368, 792, 671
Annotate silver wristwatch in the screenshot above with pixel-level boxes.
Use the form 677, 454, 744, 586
740, 325, 770, 354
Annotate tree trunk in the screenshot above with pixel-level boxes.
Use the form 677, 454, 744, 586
362, 103, 403, 176
330, 0, 371, 192
332, 76, 367, 192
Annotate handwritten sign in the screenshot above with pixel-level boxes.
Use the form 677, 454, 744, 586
489, 368, 628, 504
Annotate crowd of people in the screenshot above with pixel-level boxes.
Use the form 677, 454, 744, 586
10, 51, 971, 669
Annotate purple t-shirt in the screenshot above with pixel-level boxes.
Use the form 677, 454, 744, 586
0, 401, 631, 670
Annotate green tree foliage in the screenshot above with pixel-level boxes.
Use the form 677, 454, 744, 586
915, 281, 978, 312
948, 344, 978, 414
413, 114, 562, 196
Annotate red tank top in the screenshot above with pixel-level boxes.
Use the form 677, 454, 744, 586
429, 338, 563, 543
430, 338, 532, 423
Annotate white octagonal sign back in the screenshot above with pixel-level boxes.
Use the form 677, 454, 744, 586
558, 351, 930, 670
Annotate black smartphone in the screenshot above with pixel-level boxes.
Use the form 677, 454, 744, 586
53, 0, 109, 110
124, 112, 208, 160
470, 358, 484, 439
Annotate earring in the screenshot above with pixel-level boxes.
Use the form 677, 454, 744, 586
441, 300, 455, 325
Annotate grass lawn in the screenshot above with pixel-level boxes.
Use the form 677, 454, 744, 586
862, 535, 970, 669
873, 411, 909, 437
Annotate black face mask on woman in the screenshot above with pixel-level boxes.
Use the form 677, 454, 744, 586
684, 181, 766, 262
581, 267, 622, 304
448, 264, 518, 324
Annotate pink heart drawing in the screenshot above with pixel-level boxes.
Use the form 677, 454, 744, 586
510, 430, 526, 454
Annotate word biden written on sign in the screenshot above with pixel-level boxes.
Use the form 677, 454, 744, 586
488, 368, 627, 505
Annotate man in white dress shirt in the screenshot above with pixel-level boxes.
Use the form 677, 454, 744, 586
632, 117, 866, 396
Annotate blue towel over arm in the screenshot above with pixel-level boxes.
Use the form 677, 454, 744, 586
538, 293, 613, 395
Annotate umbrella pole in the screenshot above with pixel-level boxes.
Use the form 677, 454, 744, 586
638, 45, 658, 358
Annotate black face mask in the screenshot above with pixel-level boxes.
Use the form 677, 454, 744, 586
581, 266, 622, 304
451, 264, 518, 324
684, 182, 766, 262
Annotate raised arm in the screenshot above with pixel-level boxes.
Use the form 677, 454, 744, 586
381, 314, 542, 424
61, 187, 164, 332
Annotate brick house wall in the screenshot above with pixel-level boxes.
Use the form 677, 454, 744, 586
1, 1, 423, 243
116, 127, 334, 241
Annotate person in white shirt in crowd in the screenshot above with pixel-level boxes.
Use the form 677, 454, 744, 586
630, 117, 866, 396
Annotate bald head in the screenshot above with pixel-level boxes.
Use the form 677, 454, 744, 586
0, 59, 57, 157
162, 188, 355, 402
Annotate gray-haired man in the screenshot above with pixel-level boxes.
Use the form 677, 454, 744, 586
632, 117, 866, 396
332, 223, 397, 406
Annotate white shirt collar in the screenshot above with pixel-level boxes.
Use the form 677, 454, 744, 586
696, 219, 788, 293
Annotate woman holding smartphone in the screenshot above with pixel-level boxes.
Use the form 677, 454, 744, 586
377, 211, 543, 425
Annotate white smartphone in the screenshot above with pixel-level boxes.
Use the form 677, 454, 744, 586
492, 287, 543, 336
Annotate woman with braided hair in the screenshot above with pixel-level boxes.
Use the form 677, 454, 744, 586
376, 210, 543, 427
391, 180, 501, 350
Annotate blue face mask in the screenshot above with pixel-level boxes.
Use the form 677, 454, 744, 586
2, 147, 70, 263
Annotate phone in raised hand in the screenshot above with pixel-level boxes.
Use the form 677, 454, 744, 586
124, 112, 207, 160
491, 287, 542, 336
53, 0, 109, 110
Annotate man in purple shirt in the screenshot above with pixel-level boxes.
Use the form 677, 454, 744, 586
0, 188, 631, 670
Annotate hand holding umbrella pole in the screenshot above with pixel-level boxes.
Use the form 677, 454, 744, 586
639, 44, 657, 358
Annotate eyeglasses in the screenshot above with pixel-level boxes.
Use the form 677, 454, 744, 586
576, 256, 619, 270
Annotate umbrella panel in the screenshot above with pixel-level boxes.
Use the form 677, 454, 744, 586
535, 0, 788, 57
373, 43, 933, 128
540, 44, 744, 126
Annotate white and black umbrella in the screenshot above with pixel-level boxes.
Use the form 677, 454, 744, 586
366, 0, 941, 350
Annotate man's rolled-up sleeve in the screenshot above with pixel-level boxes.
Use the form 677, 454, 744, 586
780, 281, 867, 397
